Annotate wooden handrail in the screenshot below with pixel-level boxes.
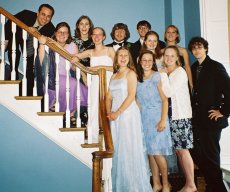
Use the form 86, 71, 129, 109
0, 7, 96, 75
0, 6, 114, 192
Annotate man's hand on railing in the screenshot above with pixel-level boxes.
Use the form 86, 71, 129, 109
38, 35, 47, 45
28, 26, 39, 33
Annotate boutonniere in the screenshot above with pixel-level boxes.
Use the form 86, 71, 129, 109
127, 42, 131, 48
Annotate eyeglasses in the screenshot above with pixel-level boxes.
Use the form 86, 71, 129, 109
141, 59, 153, 64
56, 31, 69, 35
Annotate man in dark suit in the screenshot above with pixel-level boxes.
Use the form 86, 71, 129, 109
5, 4, 55, 95
106, 23, 132, 52
188, 36, 230, 192
129, 20, 165, 68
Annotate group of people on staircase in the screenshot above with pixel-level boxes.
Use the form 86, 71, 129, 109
3, 3, 230, 192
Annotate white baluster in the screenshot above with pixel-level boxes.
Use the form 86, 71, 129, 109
76, 67, 81, 127
44, 45, 49, 112
65, 60, 70, 128
22, 30, 27, 96
55, 52, 60, 112
33, 38, 38, 96
102, 158, 113, 192
87, 73, 92, 143
0, 15, 6, 80
11, 22, 16, 80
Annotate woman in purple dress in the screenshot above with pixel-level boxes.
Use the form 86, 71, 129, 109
35, 22, 87, 127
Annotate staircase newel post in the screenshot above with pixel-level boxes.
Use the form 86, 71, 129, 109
92, 153, 101, 192
98, 68, 107, 141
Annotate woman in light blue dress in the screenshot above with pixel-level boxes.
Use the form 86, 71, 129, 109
136, 50, 173, 192
106, 47, 152, 192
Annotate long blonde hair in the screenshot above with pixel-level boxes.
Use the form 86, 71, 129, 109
113, 47, 135, 73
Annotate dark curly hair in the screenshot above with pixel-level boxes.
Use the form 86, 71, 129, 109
188, 36, 209, 54
110, 23, 130, 41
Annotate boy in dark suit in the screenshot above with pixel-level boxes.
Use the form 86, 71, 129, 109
106, 23, 132, 52
5, 4, 55, 95
189, 36, 230, 192
130, 20, 165, 68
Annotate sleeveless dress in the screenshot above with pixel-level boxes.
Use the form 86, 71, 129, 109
90, 49, 113, 142
136, 72, 173, 155
109, 77, 152, 192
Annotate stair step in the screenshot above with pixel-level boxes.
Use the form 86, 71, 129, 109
81, 143, 100, 148
0, 80, 21, 84
59, 128, 86, 132
15, 96, 43, 100
37, 112, 65, 116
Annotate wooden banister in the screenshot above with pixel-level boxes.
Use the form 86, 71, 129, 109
0, 7, 95, 75
0, 7, 114, 192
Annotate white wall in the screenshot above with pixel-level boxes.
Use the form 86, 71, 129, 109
199, 0, 230, 165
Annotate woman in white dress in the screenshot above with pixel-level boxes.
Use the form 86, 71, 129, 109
72, 27, 115, 142
106, 47, 152, 192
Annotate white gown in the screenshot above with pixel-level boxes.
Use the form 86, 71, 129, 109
90, 49, 113, 142
109, 77, 152, 192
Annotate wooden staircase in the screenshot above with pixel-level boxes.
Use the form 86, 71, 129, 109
0, 80, 97, 168
0, 6, 114, 191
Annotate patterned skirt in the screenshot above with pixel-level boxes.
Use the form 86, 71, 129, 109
168, 98, 193, 149
170, 118, 193, 149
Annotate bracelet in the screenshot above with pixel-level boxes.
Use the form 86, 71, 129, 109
39, 43, 45, 45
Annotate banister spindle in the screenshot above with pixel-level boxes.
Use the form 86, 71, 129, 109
11, 22, 16, 80
33, 38, 38, 96
65, 59, 70, 128
0, 14, 5, 80
22, 29, 27, 96
44, 45, 49, 112
87, 73, 92, 143
55, 52, 60, 112
76, 67, 81, 127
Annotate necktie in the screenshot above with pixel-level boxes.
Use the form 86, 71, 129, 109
27, 26, 39, 56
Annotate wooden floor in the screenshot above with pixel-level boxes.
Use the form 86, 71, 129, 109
150, 170, 206, 192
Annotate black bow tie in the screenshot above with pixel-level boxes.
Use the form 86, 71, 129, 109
113, 41, 124, 46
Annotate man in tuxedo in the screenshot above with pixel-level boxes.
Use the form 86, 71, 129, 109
5, 4, 55, 95
129, 20, 165, 67
106, 23, 132, 52
188, 36, 230, 192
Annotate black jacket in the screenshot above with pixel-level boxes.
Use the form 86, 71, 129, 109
191, 55, 230, 129
5, 9, 55, 51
